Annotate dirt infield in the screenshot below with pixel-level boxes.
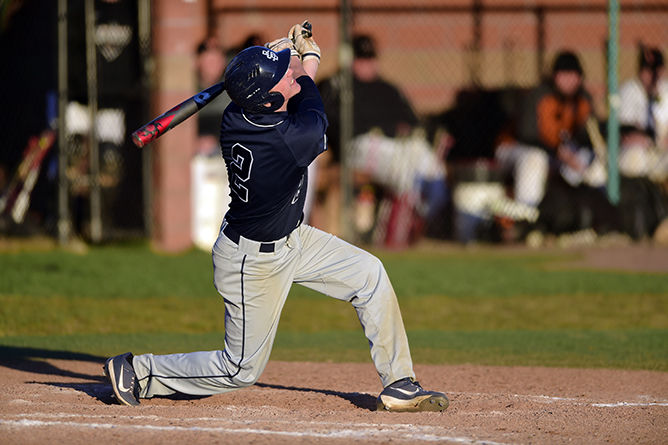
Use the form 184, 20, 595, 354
0, 358, 666, 444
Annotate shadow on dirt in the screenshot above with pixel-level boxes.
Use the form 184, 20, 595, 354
255, 382, 378, 411
0, 346, 106, 380
0, 346, 114, 403
28, 380, 115, 404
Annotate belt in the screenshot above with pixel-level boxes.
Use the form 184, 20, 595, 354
222, 223, 277, 253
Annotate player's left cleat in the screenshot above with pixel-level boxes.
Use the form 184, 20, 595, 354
377, 377, 449, 412
104, 352, 140, 406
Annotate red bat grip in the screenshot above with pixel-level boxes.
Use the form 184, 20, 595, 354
131, 82, 225, 147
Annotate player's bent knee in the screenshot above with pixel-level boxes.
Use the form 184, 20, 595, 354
209, 373, 257, 391
353, 253, 391, 298
359, 251, 384, 271
231, 368, 262, 389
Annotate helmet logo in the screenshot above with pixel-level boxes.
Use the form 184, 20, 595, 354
262, 49, 279, 62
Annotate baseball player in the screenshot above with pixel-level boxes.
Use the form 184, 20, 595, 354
104, 23, 448, 413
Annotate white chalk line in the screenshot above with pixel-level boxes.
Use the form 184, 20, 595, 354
591, 402, 668, 407
2, 412, 458, 434
0, 417, 507, 445
516, 394, 668, 407
452, 392, 668, 407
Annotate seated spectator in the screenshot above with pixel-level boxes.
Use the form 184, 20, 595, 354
496, 50, 620, 239
317, 34, 437, 245
191, 37, 232, 250
319, 34, 418, 150
617, 45, 668, 239
227, 33, 264, 60
619, 46, 668, 179
195, 37, 231, 155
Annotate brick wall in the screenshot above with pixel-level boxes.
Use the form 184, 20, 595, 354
151, 0, 207, 251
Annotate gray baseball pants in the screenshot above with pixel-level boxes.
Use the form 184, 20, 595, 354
132, 223, 415, 398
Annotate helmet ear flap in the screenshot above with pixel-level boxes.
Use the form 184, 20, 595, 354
245, 91, 285, 114
263, 92, 286, 112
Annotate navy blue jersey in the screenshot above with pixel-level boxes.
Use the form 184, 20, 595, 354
220, 76, 328, 241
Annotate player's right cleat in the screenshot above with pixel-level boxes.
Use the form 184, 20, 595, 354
377, 377, 449, 412
104, 352, 140, 406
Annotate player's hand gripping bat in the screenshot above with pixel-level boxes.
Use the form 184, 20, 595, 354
131, 22, 313, 148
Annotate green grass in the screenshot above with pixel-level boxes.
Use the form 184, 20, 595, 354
1, 242, 667, 370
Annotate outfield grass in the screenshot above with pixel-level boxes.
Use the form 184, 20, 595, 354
1, 242, 666, 370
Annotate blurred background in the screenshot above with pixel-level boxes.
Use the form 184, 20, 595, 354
1, 0, 667, 251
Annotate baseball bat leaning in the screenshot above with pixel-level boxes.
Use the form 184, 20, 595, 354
131, 21, 312, 148
585, 116, 607, 161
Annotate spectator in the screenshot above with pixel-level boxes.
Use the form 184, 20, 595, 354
227, 33, 265, 60
619, 46, 668, 177
319, 34, 418, 166
191, 37, 231, 250
316, 34, 431, 243
617, 46, 668, 239
195, 37, 231, 155
496, 50, 619, 238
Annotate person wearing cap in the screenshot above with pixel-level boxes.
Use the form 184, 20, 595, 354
616, 46, 668, 239
618, 46, 668, 179
495, 50, 621, 238
319, 34, 418, 166
313, 34, 420, 238
497, 51, 596, 209
194, 37, 232, 155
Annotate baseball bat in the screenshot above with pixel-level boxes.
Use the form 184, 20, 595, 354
585, 116, 607, 161
131, 82, 226, 147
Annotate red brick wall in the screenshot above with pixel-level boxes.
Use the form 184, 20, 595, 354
151, 0, 207, 252
209, 0, 668, 116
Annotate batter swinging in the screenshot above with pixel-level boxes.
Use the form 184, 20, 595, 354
104, 23, 448, 413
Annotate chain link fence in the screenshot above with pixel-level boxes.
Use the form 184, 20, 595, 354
0, 0, 148, 243
60, 0, 149, 242
217, 1, 668, 248
2, 1, 667, 248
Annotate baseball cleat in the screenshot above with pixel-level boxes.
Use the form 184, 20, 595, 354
377, 377, 449, 412
103, 352, 140, 406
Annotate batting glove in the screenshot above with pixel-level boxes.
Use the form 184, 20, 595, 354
289, 22, 320, 63
265, 37, 299, 58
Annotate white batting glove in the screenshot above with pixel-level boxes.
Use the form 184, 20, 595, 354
265, 37, 299, 58
288, 22, 321, 63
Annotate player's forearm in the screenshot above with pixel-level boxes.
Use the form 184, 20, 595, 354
290, 56, 318, 82
302, 58, 319, 81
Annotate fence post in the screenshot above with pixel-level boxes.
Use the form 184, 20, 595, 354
57, 0, 71, 245
339, 0, 355, 242
85, 0, 102, 242
138, 0, 153, 240
607, 0, 620, 204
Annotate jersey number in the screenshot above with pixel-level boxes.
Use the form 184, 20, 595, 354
230, 143, 254, 202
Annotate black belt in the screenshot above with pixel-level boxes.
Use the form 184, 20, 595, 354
223, 223, 276, 253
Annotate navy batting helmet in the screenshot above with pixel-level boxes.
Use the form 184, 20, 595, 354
224, 46, 291, 113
